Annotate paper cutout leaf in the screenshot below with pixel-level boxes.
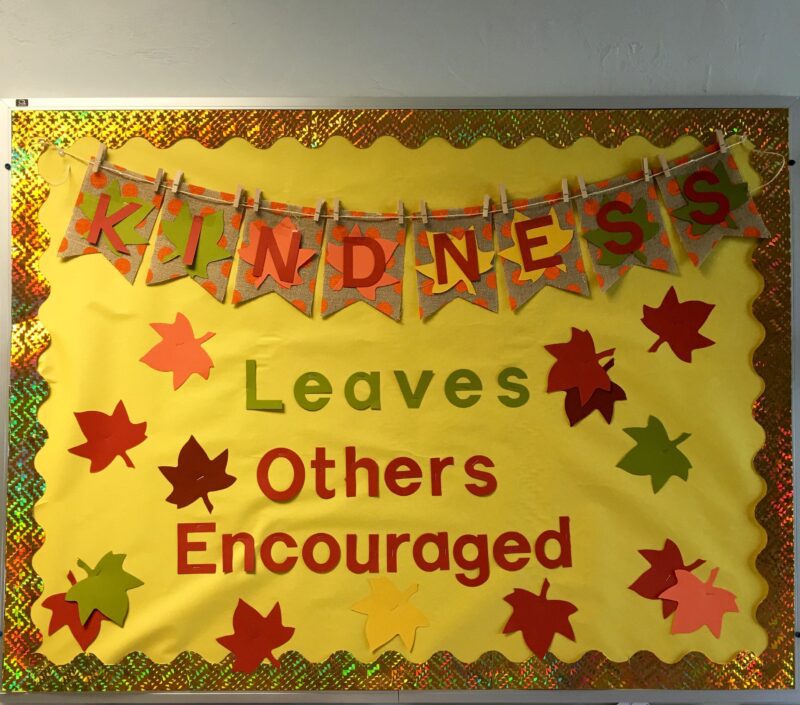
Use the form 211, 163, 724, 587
629, 539, 705, 617
352, 577, 429, 652
642, 286, 715, 362
239, 217, 316, 289
140, 312, 215, 389
65, 552, 143, 627
68, 400, 147, 473
162, 202, 229, 278
498, 208, 572, 284
564, 379, 627, 426
159, 435, 235, 512
503, 578, 578, 658
42, 571, 108, 651
584, 197, 659, 267
617, 416, 692, 493
416, 228, 495, 295
672, 162, 749, 236
217, 598, 295, 673
79, 180, 152, 250
545, 328, 614, 405
659, 567, 739, 638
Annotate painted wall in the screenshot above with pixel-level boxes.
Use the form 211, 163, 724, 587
0, 0, 799, 98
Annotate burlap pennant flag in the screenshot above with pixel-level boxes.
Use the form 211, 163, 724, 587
580, 173, 676, 292
320, 212, 405, 320
656, 144, 770, 266
59, 160, 161, 283
414, 206, 497, 320
146, 182, 242, 302
232, 202, 324, 315
495, 195, 589, 311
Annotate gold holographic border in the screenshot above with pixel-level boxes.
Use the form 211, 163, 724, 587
3, 108, 793, 691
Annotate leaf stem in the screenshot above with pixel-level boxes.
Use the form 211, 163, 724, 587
202, 495, 214, 513
672, 432, 691, 446
121, 452, 134, 468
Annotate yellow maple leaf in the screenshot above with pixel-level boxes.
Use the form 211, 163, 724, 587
416, 228, 495, 295
498, 208, 572, 284
352, 577, 429, 652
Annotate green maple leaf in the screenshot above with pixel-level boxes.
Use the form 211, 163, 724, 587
79, 180, 152, 249
65, 551, 143, 626
671, 161, 749, 235
617, 416, 692, 493
584, 197, 659, 267
161, 203, 229, 278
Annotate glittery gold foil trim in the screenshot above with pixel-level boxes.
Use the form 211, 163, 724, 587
3, 109, 793, 692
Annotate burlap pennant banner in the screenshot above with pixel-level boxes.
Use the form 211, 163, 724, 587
232, 203, 324, 315
146, 183, 242, 302
320, 213, 405, 320
656, 146, 770, 266
580, 172, 676, 292
58, 160, 161, 283
495, 195, 589, 311
413, 206, 497, 320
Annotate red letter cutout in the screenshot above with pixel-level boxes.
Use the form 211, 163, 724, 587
433, 231, 480, 283
596, 201, 643, 255
516, 215, 563, 271
343, 237, 386, 289
88, 193, 139, 254
683, 171, 731, 226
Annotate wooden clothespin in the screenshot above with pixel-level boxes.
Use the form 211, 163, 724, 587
658, 154, 671, 178
419, 200, 429, 225
171, 170, 184, 194
561, 178, 570, 203
92, 144, 106, 174
642, 157, 652, 183
715, 129, 728, 153
313, 199, 324, 222
333, 199, 341, 223
577, 175, 588, 199
233, 185, 244, 209
397, 200, 404, 225
482, 194, 491, 219
153, 168, 164, 192
498, 184, 509, 214
252, 189, 261, 212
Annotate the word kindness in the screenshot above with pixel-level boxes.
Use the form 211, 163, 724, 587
246, 361, 531, 412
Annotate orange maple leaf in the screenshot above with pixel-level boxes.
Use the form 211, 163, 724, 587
659, 567, 738, 638
326, 224, 399, 300
140, 313, 215, 390
239, 217, 316, 289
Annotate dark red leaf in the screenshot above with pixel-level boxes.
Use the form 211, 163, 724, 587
502, 579, 577, 658
68, 400, 147, 472
629, 538, 705, 617
217, 598, 295, 673
642, 287, 715, 363
159, 436, 235, 513
545, 328, 614, 405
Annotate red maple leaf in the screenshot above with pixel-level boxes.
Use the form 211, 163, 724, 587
326, 224, 399, 300
629, 539, 705, 617
159, 435, 235, 512
140, 312, 215, 389
563, 358, 626, 425
502, 579, 577, 658
68, 400, 147, 473
642, 286, 715, 363
217, 598, 295, 673
545, 328, 615, 405
239, 217, 316, 289
41, 571, 108, 651
659, 568, 738, 638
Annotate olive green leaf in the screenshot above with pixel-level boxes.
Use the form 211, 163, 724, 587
584, 197, 659, 267
617, 415, 692, 493
65, 551, 143, 626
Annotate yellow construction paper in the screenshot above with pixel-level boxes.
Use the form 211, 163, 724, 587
33, 133, 766, 666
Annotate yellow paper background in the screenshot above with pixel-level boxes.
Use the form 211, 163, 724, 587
33, 134, 766, 665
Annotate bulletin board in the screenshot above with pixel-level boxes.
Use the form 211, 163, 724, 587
1, 104, 795, 695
